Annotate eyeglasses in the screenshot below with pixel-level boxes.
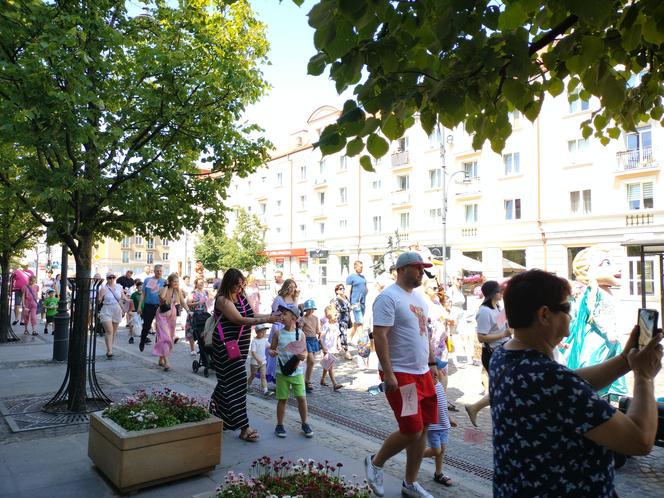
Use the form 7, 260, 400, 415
548, 302, 571, 316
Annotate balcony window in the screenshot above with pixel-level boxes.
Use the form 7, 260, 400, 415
339, 187, 347, 204
503, 152, 520, 176
373, 216, 382, 233
317, 191, 325, 206
121, 237, 131, 249
568, 90, 590, 113
627, 182, 654, 210
371, 179, 382, 190
396, 137, 408, 152
570, 189, 592, 214
162, 252, 169, 261
134, 236, 143, 245
504, 198, 521, 220
462, 161, 479, 179
161, 239, 169, 247
397, 174, 410, 191
399, 212, 410, 230
134, 251, 142, 260
146, 238, 154, 249
429, 169, 442, 189
618, 126, 654, 170
147, 252, 154, 264
259, 202, 267, 215
465, 204, 478, 223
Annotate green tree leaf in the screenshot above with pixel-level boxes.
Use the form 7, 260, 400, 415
366, 133, 389, 158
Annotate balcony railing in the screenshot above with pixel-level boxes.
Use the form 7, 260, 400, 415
461, 227, 478, 237
616, 146, 656, 171
391, 190, 411, 205
391, 150, 409, 168
626, 213, 654, 226
314, 176, 327, 186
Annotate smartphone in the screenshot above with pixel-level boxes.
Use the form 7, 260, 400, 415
637, 308, 659, 350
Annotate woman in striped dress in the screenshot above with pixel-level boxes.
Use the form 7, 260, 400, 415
210, 269, 280, 442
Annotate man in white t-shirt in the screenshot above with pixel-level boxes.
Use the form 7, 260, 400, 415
364, 252, 437, 498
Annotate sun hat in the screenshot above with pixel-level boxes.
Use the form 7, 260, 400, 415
278, 303, 300, 317
106, 271, 116, 278
395, 251, 434, 270
303, 299, 316, 311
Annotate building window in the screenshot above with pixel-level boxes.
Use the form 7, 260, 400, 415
340, 255, 350, 275
429, 169, 442, 189
568, 138, 590, 155
259, 202, 267, 215
503, 152, 520, 176
147, 252, 154, 264
428, 127, 442, 147
397, 174, 409, 191
276, 172, 283, 186
399, 212, 410, 230
429, 208, 442, 223
567, 246, 588, 280
134, 236, 143, 245
121, 237, 131, 249
509, 110, 521, 127
339, 187, 347, 204
627, 246, 656, 296
161, 239, 169, 247
396, 136, 408, 152
463, 161, 479, 179
300, 165, 307, 181
627, 182, 654, 210
504, 199, 521, 220
569, 89, 590, 113
146, 238, 154, 249
372, 216, 382, 233
134, 251, 142, 260
162, 252, 169, 261
570, 189, 592, 214
465, 204, 478, 223
317, 191, 325, 206
319, 159, 326, 175
318, 222, 325, 235
339, 155, 348, 171
275, 199, 282, 212
371, 179, 382, 190
122, 251, 129, 264
275, 227, 282, 234
299, 224, 307, 237
299, 195, 307, 210
339, 219, 348, 229
502, 249, 527, 276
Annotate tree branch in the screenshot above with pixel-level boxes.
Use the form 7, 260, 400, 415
529, 15, 578, 56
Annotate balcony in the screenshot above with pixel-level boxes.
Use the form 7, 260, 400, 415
626, 213, 654, 226
391, 150, 410, 168
391, 190, 411, 207
461, 227, 478, 237
313, 176, 328, 189
616, 146, 658, 173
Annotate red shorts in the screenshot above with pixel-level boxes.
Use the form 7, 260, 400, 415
380, 371, 438, 434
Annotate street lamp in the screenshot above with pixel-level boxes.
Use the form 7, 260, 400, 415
439, 123, 469, 289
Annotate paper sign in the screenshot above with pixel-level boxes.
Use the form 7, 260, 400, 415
400, 383, 418, 417
463, 427, 485, 445
321, 353, 336, 371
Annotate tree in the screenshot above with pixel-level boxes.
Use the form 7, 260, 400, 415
195, 208, 269, 273
295, 0, 664, 164
0, 148, 41, 343
0, 0, 270, 411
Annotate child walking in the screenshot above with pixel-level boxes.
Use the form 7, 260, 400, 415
43, 288, 58, 334
301, 299, 321, 393
21, 276, 40, 336
319, 304, 344, 390
248, 323, 271, 396
424, 367, 457, 487
127, 281, 143, 344
269, 303, 313, 438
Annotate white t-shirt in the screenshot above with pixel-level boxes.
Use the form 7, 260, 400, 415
476, 304, 508, 349
372, 283, 430, 375
250, 336, 268, 364
101, 283, 124, 307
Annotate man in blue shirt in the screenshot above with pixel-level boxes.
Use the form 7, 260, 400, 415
138, 264, 165, 351
346, 260, 368, 343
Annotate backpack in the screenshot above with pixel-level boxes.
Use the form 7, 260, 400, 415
201, 313, 221, 347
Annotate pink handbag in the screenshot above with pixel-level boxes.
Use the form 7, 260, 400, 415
217, 296, 248, 361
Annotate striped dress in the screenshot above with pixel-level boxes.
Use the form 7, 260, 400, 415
210, 296, 253, 431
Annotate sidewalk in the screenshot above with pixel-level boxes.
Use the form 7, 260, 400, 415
0, 329, 488, 498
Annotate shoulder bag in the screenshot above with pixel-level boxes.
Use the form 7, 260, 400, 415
215, 296, 248, 360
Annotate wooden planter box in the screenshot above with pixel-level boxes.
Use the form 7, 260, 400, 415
88, 412, 223, 494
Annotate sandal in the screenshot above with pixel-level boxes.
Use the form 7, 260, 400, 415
433, 473, 452, 486
333, 384, 344, 391
239, 428, 260, 442
320, 380, 329, 386
106, 353, 114, 359
32, 332, 38, 336
305, 382, 313, 393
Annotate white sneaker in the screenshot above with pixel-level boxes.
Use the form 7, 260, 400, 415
401, 481, 433, 498
190, 350, 197, 356
364, 454, 384, 496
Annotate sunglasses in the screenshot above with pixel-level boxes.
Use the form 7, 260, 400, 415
548, 302, 571, 316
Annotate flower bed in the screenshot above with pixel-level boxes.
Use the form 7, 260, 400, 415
216, 456, 371, 498
102, 388, 208, 430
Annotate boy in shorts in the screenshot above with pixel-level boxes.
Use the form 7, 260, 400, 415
43, 289, 58, 334
268, 303, 313, 438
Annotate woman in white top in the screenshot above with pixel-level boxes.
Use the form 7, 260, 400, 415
97, 272, 128, 359
465, 280, 511, 426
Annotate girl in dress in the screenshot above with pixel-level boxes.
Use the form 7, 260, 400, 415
21, 276, 40, 336
320, 304, 344, 390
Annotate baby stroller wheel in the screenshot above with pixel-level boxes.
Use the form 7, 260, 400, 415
203, 367, 209, 378
192, 360, 200, 373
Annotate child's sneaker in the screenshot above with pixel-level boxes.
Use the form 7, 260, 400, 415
401, 481, 433, 498
128, 337, 134, 344
301, 423, 314, 438
274, 424, 287, 438
43, 328, 48, 334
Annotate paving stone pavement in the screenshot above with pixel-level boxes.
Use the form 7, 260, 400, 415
1, 321, 663, 497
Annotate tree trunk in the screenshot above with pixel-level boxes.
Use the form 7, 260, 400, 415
67, 235, 93, 412
0, 252, 11, 343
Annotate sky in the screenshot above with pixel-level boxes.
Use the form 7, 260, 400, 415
245, 0, 347, 147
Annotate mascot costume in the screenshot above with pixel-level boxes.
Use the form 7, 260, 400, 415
563, 247, 627, 396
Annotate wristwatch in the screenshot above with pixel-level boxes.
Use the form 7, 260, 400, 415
428, 362, 437, 367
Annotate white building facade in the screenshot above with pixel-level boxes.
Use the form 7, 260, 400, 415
227, 97, 663, 319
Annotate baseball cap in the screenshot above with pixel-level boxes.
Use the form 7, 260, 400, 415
395, 251, 433, 270
47, 288, 55, 293
278, 303, 300, 317
255, 323, 271, 331
106, 271, 116, 278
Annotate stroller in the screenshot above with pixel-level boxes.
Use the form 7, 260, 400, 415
191, 310, 212, 377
